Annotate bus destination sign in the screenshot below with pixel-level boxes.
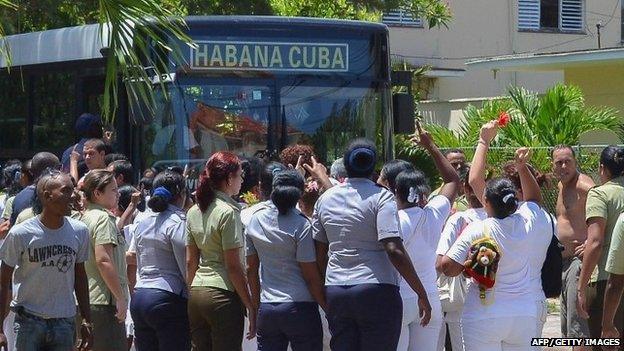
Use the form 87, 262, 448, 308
190, 41, 349, 72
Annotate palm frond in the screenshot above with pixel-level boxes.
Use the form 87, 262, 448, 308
0, 0, 16, 68
98, 0, 194, 123
426, 123, 463, 147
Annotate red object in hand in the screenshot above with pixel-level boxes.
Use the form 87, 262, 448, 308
497, 111, 511, 127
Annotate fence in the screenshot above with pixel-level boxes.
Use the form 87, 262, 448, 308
401, 145, 612, 214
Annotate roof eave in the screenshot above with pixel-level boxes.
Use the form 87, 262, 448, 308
466, 48, 624, 72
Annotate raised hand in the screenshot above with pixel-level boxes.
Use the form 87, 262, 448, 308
479, 120, 499, 144
103, 130, 114, 144
130, 191, 142, 206
303, 156, 327, 181
288, 155, 306, 178
410, 121, 435, 150
70, 145, 81, 163
303, 156, 333, 190
514, 147, 532, 166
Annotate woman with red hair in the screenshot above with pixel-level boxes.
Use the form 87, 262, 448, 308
185, 152, 255, 351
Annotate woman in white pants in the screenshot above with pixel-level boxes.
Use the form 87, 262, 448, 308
467, 124, 553, 339
390, 127, 460, 351
438, 121, 545, 351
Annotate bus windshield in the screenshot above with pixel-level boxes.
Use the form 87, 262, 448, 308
141, 77, 386, 168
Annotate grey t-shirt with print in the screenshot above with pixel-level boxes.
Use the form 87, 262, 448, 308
0, 216, 89, 318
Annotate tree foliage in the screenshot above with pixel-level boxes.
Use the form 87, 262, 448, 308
0, 0, 14, 66
0, 0, 451, 122
399, 84, 621, 176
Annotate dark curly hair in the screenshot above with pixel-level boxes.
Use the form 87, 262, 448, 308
502, 161, 549, 189
279, 144, 316, 169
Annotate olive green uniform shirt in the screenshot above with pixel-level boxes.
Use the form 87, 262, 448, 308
80, 204, 129, 305
606, 213, 624, 275
186, 191, 243, 292
1, 196, 15, 220
585, 176, 624, 282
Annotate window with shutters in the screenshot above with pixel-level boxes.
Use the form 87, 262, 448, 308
382, 9, 423, 27
518, 0, 584, 32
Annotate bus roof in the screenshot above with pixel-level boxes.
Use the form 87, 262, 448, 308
0, 16, 387, 69
0, 23, 104, 69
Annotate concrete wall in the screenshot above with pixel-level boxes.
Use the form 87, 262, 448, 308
390, 0, 622, 126
565, 64, 624, 144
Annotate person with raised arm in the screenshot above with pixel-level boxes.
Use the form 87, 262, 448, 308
395, 123, 460, 351
438, 120, 547, 351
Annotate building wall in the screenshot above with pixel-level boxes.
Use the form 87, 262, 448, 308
565, 64, 624, 144
389, 0, 623, 126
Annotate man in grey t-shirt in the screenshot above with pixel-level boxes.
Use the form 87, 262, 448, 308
0, 171, 93, 350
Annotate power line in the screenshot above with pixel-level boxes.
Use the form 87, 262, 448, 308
391, 2, 620, 62
588, 10, 621, 20
600, 0, 620, 27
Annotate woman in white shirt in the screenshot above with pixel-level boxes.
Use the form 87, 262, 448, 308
438, 121, 544, 351
467, 122, 552, 338
390, 126, 459, 351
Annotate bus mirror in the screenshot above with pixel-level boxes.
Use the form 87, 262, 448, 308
392, 93, 415, 134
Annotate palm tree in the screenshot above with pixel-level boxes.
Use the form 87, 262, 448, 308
2, 0, 451, 123
0, 0, 16, 66
98, 0, 194, 122
411, 84, 620, 172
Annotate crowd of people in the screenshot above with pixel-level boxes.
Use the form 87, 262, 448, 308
2, 112, 624, 351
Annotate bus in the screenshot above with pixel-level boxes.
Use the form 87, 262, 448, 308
0, 16, 413, 173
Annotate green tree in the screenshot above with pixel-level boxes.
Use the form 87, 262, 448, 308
0, 0, 452, 122
97, 0, 193, 121
0, 0, 15, 65
402, 84, 621, 175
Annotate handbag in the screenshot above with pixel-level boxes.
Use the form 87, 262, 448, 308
438, 272, 468, 312
438, 217, 469, 312
541, 212, 563, 298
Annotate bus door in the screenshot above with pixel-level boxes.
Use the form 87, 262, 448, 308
76, 75, 104, 118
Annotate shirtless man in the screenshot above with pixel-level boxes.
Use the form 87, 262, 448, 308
553, 145, 594, 349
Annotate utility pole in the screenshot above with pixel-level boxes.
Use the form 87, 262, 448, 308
596, 22, 602, 49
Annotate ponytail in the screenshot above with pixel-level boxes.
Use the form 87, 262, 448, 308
270, 169, 304, 215
148, 170, 185, 213
196, 152, 240, 212
601, 145, 624, 178
395, 170, 429, 207
485, 178, 518, 219
195, 168, 215, 212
